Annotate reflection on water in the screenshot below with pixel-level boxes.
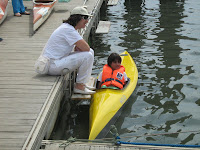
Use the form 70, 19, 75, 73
91, 0, 200, 145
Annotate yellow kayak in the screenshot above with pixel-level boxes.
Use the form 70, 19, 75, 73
89, 51, 138, 140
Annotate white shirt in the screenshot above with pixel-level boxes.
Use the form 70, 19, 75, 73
43, 23, 82, 60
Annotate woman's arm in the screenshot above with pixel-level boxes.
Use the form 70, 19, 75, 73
75, 39, 90, 51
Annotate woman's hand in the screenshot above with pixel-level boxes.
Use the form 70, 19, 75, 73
74, 46, 81, 51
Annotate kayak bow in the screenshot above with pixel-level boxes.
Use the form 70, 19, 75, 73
0, 0, 8, 24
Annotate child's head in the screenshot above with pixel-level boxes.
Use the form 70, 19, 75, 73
107, 53, 122, 70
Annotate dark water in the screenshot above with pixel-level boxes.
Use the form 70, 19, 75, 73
51, 0, 200, 145
91, 0, 200, 145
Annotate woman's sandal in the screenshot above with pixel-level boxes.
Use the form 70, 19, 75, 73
14, 13, 21, 17
21, 11, 30, 15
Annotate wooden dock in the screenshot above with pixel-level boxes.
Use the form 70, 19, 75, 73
107, 0, 118, 6
95, 21, 111, 34
40, 140, 196, 150
0, 0, 103, 150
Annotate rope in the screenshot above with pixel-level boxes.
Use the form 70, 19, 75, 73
47, 125, 200, 148
113, 127, 200, 148
101, 129, 200, 140
44, 136, 200, 149
117, 140, 200, 148
50, 137, 200, 149
108, 126, 200, 148
118, 130, 200, 139
59, 137, 76, 147
58, 137, 113, 148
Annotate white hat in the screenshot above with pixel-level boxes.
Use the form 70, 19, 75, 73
70, 6, 92, 16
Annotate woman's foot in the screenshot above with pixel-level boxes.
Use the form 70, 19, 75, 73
21, 11, 30, 15
14, 13, 21, 17
74, 83, 96, 95
86, 85, 96, 90
74, 87, 96, 95
74, 83, 85, 90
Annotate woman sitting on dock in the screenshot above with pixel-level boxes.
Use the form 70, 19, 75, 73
36, 6, 96, 95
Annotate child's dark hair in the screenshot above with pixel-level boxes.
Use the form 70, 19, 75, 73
63, 14, 83, 27
107, 53, 121, 67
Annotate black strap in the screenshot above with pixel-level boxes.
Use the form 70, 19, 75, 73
102, 78, 114, 84
115, 79, 123, 85
102, 78, 123, 85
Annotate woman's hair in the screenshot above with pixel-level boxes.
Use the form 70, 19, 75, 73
107, 53, 121, 67
63, 14, 83, 27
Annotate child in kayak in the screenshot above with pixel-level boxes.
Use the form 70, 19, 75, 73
97, 52, 128, 89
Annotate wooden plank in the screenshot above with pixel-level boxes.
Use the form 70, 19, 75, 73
0, 97, 46, 103
71, 94, 91, 100
0, 132, 29, 138
0, 103, 43, 108
0, 146, 23, 150
0, 113, 38, 119
0, 139, 24, 145
45, 143, 63, 150
0, 107, 42, 113
0, 89, 50, 94
0, 76, 57, 82
107, 0, 119, 5
0, 125, 32, 132
0, 85, 52, 89
95, 21, 111, 34
0, 80, 55, 85
0, 93, 48, 98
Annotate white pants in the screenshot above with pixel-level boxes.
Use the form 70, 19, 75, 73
48, 49, 94, 84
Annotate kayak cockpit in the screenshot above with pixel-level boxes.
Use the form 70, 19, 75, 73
95, 77, 130, 90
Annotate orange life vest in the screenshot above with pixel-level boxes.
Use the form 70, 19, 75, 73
101, 64, 125, 89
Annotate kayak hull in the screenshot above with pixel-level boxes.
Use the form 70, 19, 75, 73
33, 0, 57, 31
0, 0, 8, 24
89, 51, 138, 140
